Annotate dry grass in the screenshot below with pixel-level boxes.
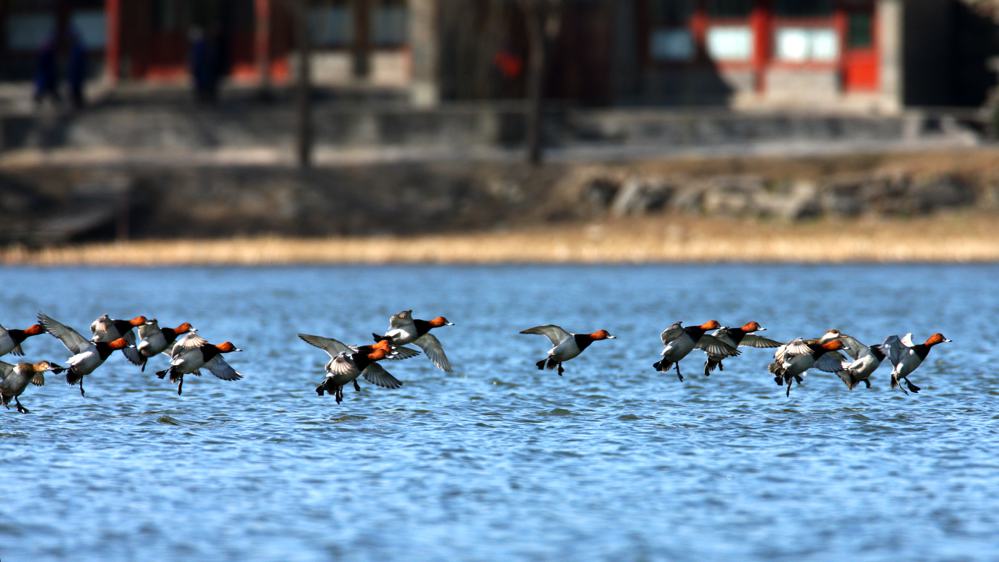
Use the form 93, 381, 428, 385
3, 212, 998, 265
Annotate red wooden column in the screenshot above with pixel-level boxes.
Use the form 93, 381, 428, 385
690, 3, 708, 60
255, 0, 272, 84
750, 0, 771, 93
105, 0, 121, 83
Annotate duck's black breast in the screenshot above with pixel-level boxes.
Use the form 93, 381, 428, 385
912, 344, 930, 361
573, 334, 593, 351
413, 319, 431, 336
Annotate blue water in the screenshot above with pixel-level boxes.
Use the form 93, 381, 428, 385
1, 264, 997, 561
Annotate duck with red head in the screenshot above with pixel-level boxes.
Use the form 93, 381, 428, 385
768, 336, 847, 397
882, 332, 952, 394
519, 324, 615, 376
37, 313, 131, 397
377, 310, 454, 372
156, 335, 243, 395
701, 321, 781, 377
1, 359, 60, 413
654, 320, 740, 382
90, 314, 148, 367
136, 318, 197, 372
299, 333, 419, 404
0, 322, 45, 357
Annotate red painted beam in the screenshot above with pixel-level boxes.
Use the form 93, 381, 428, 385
105, 0, 120, 83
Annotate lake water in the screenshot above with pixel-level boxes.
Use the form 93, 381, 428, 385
1, 264, 997, 561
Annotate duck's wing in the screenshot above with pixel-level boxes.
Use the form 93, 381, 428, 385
327, 353, 360, 378
120, 331, 143, 366
203, 356, 243, 381
696, 335, 741, 358
413, 333, 452, 372
739, 334, 782, 348
660, 322, 684, 345
298, 333, 352, 359
361, 363, 403, 389
0, 360, 12, 380
711, 328, 738, 348
900, 333, 915, 347
836, 333, 867, 360
776, 338, 812, 363
384, 346, 421, 361
814, 352, 846, 373
520, 325, 571, 346
31, 372, 45, 386
881, 335, 906, 366
38, 313, 90, 355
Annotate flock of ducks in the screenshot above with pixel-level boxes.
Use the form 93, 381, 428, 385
0, 311, 951, 413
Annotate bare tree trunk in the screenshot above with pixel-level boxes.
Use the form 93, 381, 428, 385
524, 1, 546, 166
295, 0, 313, 169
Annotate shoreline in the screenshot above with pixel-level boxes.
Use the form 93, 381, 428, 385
4, 214, 997, 266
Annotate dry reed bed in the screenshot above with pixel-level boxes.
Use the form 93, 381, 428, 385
3, 214, 997, 265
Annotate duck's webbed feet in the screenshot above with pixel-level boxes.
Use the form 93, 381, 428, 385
904, 379, 920, 393
557, 363, 564, 376
675, 363, 684, 382
334, 386, 344, 404
785, 379, 793, 397
353, 379, 361, 392
863, 379, 872, 389
15, 398, 29, 414
79, 379, 85, 397
177, 376, 184, 395
536, 359, 546, 370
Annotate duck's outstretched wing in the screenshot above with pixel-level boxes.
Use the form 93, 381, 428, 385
361, 363, 403, 389
520, 325, 571, 346
774, 338, 812, 364
121, 331, 143, 366
835, 333, 867, 359
660, 322, 684, 345
0, 360, 12, 381
327, 353, 360, 378
298, 333, 352, 359
740, 334, 782, 348
386, 345, 421, 361
696, 335, 741, 358
814, 352, 846, 373
31, 372, 45, 386
881, 335, 905, 366
203, 356, 243, 381
414, 333, 452, 372
38, 313, 90, 355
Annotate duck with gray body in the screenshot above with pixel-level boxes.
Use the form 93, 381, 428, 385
299, 333, 417, 404
38, 313, 128, 397
0, 360, 58, 413
0, 323, 45, 357
882, 333, 951, 394
833, 333, 886, 390
520, 325, 615, 376
136, 319, 196, 372
377, 309, 453, 372
655, 320, 739, 382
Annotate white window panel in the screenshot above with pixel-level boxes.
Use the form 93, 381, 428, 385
707, 26, 753, 61
372, 5, 408, 46
775, 27, 839, 62
650, 28, 694, 61
71, 11, 106, 49
310, 6, 353, 46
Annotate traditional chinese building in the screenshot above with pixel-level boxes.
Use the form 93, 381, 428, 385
0, 0, 994, 112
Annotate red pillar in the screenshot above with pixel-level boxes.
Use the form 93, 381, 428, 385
105, 0, 120, 83
255, 0, 272, 84
751, 0, 771, 93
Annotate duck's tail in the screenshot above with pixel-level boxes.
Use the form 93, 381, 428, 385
316, 382, 327, 396
653, 360, 672, 372
703, 357, 722, 377
65, 369, 83, 385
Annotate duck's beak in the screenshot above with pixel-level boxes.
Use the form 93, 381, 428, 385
446, 322, 455, 326
944, 338, 952, 343
758, 327, 767, 331
607, 335, 617, 339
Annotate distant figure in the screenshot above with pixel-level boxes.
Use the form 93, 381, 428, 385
33, 37, 60, 106
67, 29, 88, 109
189, 27, 216, 103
